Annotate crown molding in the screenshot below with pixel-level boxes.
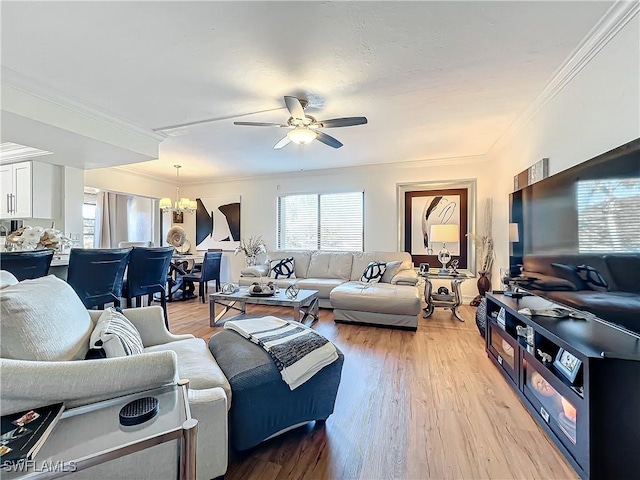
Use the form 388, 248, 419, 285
181, 154, 489, 186
111, 153, 489, 186
489, 0, 640, 156
1, 67, 166, 143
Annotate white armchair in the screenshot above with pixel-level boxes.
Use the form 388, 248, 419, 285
0, 273, 230, 480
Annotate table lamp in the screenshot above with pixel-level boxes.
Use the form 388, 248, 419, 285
430, 224, 459, 273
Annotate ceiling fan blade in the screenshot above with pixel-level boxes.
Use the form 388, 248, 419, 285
317, 117, 368, 128
316, 131, 343, 149
233, 121, 287, 127
274, 136, 292, 149
284, 96, 305, 120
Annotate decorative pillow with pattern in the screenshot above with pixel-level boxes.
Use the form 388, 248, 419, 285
90, 307, 144, 357
575, 265, 609, 292
269, 257, 296, 279
360, 261, 387, 283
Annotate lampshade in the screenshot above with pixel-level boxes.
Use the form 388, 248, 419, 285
509, 223, 520, 242
288, 127, 317, 145
430, 224, 459, 244
160, 165, 196, 214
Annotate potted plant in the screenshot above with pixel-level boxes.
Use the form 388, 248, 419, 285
234, 236, 266, 266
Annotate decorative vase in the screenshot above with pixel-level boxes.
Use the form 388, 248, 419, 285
477, 271, 491, 297
246, 255, 257, 267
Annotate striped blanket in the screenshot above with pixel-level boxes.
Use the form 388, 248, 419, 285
224, 316, 339, 390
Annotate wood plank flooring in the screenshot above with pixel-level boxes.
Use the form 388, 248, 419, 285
166, 299, 577, 480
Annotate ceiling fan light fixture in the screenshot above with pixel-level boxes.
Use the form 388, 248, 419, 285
287, 127, 317, 145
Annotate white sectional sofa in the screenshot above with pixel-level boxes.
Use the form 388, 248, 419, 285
239, 250, 422, 330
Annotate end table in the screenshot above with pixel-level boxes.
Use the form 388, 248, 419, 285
421, 270, 473, 321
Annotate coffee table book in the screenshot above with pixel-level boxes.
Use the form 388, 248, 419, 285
1, 403, 65, 465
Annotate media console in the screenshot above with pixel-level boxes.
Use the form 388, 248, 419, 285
485, 292, 640, 480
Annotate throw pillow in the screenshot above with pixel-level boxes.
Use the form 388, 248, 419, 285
0, 275, 93, 361
269, 257, 296, 279
575, 265, 610, 292
90, 307, 144, 357
360, 261, 387, 283
380, 260, 404, 283
551, 263, 588, 290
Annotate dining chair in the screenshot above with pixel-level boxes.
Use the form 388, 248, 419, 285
122, 246, 174, 327
67, 248, 131, 309
0, 250, 55, 281
182, 251, 222, 303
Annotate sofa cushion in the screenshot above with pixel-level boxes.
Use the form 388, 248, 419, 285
527, 273, 577, 292
605, 255, 640, 293
90, 307, 144, 357
295, 278, 346, 299
269, 257, 296, 279
380, 261, 404, 283
360, 262, 386, 283
266, 250, 312, 279
330, 282, 421, 315
350, 251, 413, 281
144, 338, 232, 400
0, 275, 93, 361
307, 251, 353, 280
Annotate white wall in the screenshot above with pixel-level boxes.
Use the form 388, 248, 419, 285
62, 166, 84, 239
489, 13, 640, 278
180, 157, 495, 297
84, 167, 175, 199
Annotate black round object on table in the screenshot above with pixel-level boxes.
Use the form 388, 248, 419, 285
119, 397, 159, 426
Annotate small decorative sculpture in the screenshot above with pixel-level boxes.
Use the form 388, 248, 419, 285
285, 284, 299, 299
449, 259, 459, 274
221, 282, 239, 294
537, 349, 553, 365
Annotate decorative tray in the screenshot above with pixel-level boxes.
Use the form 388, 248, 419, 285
248, 291, 276, 297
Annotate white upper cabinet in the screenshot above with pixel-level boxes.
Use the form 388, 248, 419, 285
0, 161, 60, 219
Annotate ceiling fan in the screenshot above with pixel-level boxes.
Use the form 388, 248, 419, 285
234, 96, 367, 149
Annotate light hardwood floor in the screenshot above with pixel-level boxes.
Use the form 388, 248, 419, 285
166, 299, 577, 480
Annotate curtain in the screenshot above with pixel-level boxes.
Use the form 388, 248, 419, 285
94, 191, 128, 248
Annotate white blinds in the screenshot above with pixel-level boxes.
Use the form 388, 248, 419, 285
277, 192, 364, 251
577, 178, 640, 253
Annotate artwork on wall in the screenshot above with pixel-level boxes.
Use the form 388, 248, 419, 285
514, 157, 549, 191
195, 196, 241, 250
172, 211, 184, 224
398, 180, 476, 272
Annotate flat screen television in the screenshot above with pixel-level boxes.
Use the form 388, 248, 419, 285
509, 138, 640, 334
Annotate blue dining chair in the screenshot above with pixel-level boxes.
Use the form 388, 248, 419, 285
67, 248, 131, 309
0, 250, 54, 281
122, 246, 174, 327
182, 251, 222, 303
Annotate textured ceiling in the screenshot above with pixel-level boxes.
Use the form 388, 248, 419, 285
0, 1, 612, 182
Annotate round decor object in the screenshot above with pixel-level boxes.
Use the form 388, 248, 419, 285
221, 283, 239, 294
285, 284, 299, 299
530, 371, 555, 397
119, 397, 159, 426
167, 226, 186, 247
175, 239, 191, 254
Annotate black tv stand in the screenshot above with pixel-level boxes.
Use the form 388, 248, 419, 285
485, 292, 640, 480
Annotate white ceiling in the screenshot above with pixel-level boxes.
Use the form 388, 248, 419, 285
0, 1, 613, 183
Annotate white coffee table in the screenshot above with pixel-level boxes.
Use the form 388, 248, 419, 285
209, 288, 319, 327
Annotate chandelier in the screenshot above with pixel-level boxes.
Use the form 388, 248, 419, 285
160, 165, 197, 214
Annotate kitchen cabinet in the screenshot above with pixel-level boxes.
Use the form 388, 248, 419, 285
0, 161, 60, 219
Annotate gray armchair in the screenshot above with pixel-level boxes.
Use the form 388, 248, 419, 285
0, 272, 229, 480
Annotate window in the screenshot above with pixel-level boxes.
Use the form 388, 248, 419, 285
277, 192, 364, 251
83, 188, 97, 248
577, 178, 640, 253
